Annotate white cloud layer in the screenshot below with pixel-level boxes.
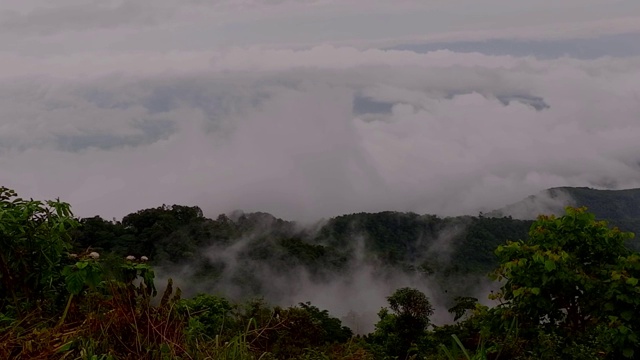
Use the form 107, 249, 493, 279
1, 1, 640, 220
1, 45, 639, 221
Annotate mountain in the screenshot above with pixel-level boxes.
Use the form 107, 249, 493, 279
491, 187, 640, 241
71, 186, 640, 307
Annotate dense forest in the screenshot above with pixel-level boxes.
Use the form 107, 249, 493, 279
2, 185, 640, 359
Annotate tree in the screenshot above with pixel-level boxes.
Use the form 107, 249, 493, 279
387, 287, 434, 328
0, 187, 79, 314
370, 287, 434, 358
492, 207, 640, 358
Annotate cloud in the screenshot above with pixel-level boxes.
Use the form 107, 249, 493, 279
1, 46, 640, 222
488, 188, 575, 220
1, 0, 638, 54
0, 1, 172, 35
1, 0, 638, 337
158, 233, 467, 333
391, 32, 640, 60
0, 0, 398, 36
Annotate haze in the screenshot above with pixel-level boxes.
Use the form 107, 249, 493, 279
1, 0, 640, 221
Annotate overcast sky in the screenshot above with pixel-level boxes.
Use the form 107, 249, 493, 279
1, 0, 640, 220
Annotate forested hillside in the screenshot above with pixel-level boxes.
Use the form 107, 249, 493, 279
73, 206, 533, 304
72, 187, 640, 294
494, 187, 640, 247
561, 187, 640, 238
2, 186, 640, 359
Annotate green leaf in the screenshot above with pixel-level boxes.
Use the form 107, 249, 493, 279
61, 266, 73, 276
65, 271, 86, 295
56, 341, 74, 353
623, 348, 634, 358
626, 277, 638, 286
544, 260, 556, 272
85, 268, 103, 288
533, 253, 544, 263
613, 272, 622, 280
530, 287, 540, 295
621, 311, 633, 321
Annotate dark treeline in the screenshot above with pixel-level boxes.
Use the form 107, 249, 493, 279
74, 206, 533, 280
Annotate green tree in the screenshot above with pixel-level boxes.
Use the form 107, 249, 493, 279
0, 187, 79, 315
298, 302, 353, 343
370, 287, 434, 358
492, 207, 639, 358
387, 287, 434, 328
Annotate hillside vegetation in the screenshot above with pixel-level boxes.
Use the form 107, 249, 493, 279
494, 187, 640, 248
1, 186, 640, 359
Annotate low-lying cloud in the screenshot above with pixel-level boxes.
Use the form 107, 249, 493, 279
155, 231, 482, 333
1, 46, 640, 222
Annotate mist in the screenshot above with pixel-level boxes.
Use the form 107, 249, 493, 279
3, 2, 640, 358
2, 47, 640, 223
153, 218, 499, 333
489, 187, 575, 219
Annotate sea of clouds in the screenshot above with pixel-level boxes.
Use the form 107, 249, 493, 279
2, 46, 640, 222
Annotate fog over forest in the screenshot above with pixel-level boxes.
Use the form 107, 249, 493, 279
2, 2, 640, 329
2, 2, 640, 359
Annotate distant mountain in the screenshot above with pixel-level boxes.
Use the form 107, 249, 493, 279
491, 187, 640, 243
561, 187, 640, 219
487, 187, 572, 219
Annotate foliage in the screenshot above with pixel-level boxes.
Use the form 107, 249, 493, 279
491, 207, 639, 358
4, 186, 640, 360
0, 186, 79, 315
62, 257, 104, 296
438, 334, 488, 360
245, 301, 354, 359
447, 297, 478, 322
387, 287, 434, 328
177, 293, 235, 341
369, 287, 434, 359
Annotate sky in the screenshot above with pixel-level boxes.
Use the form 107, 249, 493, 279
1, 0, 640, 221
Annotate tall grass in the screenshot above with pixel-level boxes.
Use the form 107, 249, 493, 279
439, 334, 487, 360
